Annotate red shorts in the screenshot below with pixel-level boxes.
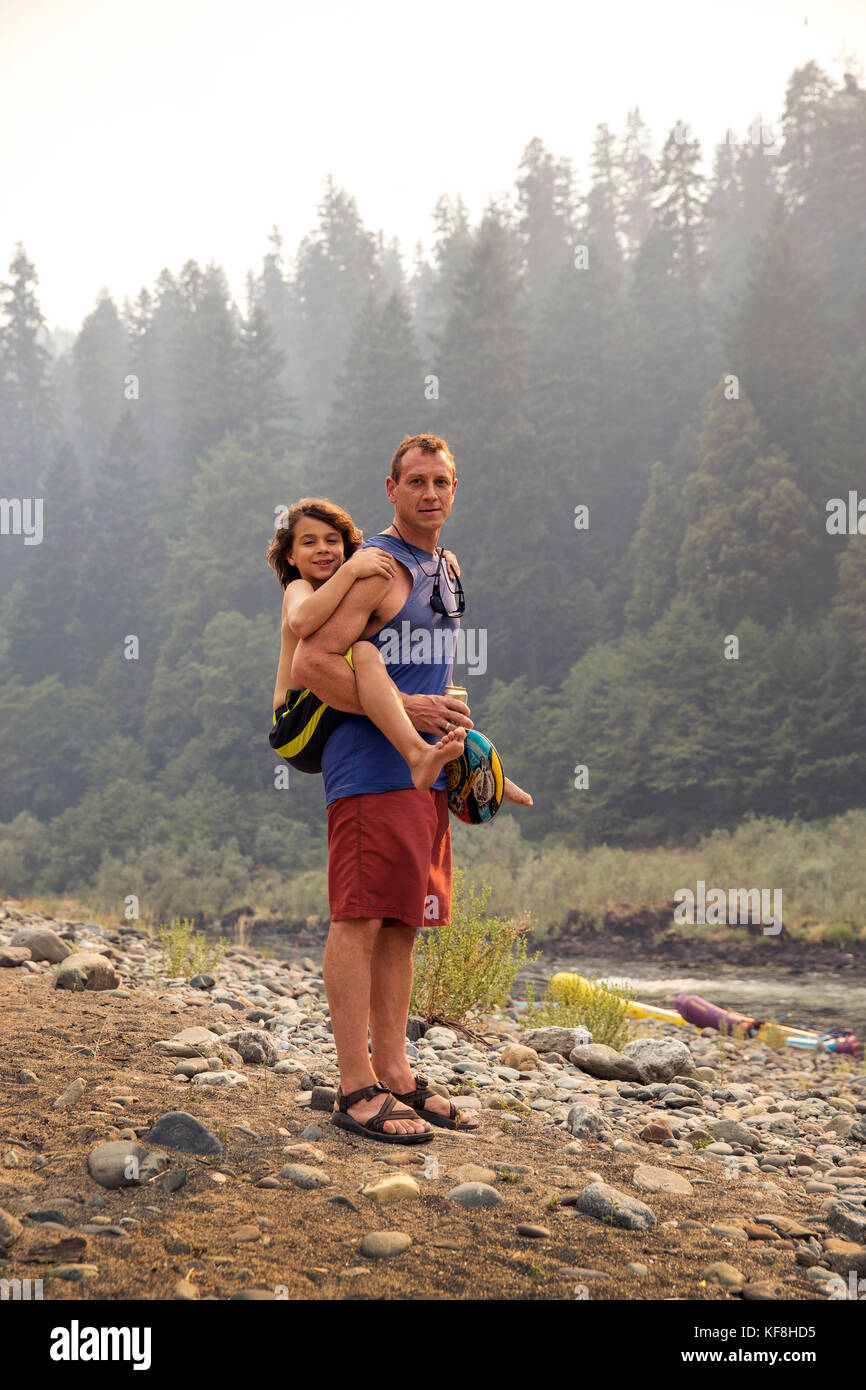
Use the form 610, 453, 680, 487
327, 787, 451, 929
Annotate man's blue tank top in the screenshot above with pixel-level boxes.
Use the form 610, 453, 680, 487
321, 532, 461, 806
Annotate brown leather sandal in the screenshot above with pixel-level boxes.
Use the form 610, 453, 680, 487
391, 1073, 473, 1130
331, 1082, 434, 1144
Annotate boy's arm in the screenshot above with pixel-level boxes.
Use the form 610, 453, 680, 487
284, 571, 356, 638
286, 549, 397, 638
291, 574, 390, 713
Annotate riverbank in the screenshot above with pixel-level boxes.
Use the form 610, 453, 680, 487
1, 902, 865, 1302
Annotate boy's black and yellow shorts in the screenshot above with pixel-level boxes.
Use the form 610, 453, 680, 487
269, 649, 354, 774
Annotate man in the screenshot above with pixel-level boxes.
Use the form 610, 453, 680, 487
292, 433, 531, 1141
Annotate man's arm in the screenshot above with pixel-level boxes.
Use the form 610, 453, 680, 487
292, 573, 474, 732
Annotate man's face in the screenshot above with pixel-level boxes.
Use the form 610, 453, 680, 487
386, 448, 457, 541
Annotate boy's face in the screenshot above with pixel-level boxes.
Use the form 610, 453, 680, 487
288, 516, 345, 583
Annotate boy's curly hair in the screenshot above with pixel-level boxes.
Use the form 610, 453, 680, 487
266, 497, 363, 590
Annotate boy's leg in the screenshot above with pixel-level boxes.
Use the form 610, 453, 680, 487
323, 917, 430, 1135
290, 642, 357, 706
350, 640, 465, 788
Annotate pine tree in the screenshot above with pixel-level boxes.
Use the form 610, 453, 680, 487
728, 203, 834, 488
293, 176, 382, 422
239, 274, 299, 454
77, 411, 164, 673
72, 289, 128, 469
624, 462, 684, 630
3, 443, 86, 682
515, 137, 576, 318
831, 540, 866, 645
677, 380, 825, 626
317, 285, 427, 526
411, 194, 474, 359
629, 123, 715, 461
178, 262, 244, 472
0, 244, 60, 489
583, 124, 622, 274
617, 107, 654, 260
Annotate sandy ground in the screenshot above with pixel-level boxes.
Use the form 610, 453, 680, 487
0, 972, 833, 1302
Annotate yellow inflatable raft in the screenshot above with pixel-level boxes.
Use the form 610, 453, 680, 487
550, 972, 688, 1026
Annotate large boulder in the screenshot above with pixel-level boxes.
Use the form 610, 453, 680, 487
575, 1181, 656, 1230
521, 1027, 592, 1057
0, 1208, 24, 1252
55, 952, 119, 991
153, 1027, 222, 1059
145, 1112, 223, 1155
622, 1037, 695, 1083
0, 945, 32, 967
827, 1199, 866, 1245
500, 1043, 539, 1071
87, 1141, 169, 1189
11, 927, 72, 963
569, 1043, 641, 1081
709, 1119, 759, 1148
566, 1103, 611, 1139
219, 1029, 280, 1066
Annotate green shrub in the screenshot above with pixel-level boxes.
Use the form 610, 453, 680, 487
158, 915, 228, 978
522, 973, 632, 1049
409, 868, 538, 1030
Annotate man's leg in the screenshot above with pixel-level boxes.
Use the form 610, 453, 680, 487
323, 918, 430, 1136
368, 922, 456, 1123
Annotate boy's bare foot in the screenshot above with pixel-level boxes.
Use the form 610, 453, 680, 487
336, 1087, 431, 1136
503, 776, 533, 806
408, 725, 465, 790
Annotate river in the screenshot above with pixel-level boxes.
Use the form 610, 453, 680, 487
238, 927, 866, 1040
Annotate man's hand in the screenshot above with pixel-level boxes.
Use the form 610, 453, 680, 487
402, 692, 473, 736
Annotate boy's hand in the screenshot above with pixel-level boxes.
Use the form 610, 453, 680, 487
347, 549, 397, 581
442, 549, 461, 580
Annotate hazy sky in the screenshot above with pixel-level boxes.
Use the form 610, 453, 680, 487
1, 0, 863, 333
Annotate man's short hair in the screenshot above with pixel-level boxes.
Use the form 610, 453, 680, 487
389, 434, 456, 484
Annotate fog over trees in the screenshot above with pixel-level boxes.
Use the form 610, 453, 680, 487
1, 60, 864, 908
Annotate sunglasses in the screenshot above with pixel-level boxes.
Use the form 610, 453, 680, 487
431, 548, 466, 618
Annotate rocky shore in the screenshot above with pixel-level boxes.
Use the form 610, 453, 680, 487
1, 901, 865, 1302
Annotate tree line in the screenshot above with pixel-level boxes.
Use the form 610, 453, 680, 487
0, 59, 864, 911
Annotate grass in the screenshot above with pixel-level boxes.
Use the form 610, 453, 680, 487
10, 806, 866, 947
448, 809, 866, 943
410, 868, 539, 1034
761, 1019, 787, 1053
158, 916, 228, 979
521, 973, 632, 1050
496, 1166, 523, 1183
